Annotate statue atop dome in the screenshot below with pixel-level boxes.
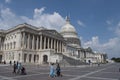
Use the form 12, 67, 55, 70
66, 16, 70, 24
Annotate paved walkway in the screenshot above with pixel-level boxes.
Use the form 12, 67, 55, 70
0, 63, 119, 80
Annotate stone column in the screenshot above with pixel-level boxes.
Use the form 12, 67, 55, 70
25, 33, 27, 49
44, 36, 46, 49
26, 54, 29, 63
19, 32, 22, 49
61, 42, 63, 52
40, 35, 42, 50
51, 38, 53, 49
36, 36, 39, 50
59, 41, 61, 53
62, 43, 63, 52
0, 37, 2, 50
38, 36, 40, 50
2, 38, 3, 50
32, 35, 35, 50
1, 38, 2, 50
38, 54, 42, 64
27, 34, 30, 49
57, 40, 58, 53
54, 39, 56, 50
58, 41, 60, 52
82, 51, 84, 59
48, 37, 50, 49
22, 32, 25, 49
0, 37, 1, 50
31, 54, 34, 63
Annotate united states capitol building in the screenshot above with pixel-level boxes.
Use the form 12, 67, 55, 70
0, 17, 107, 65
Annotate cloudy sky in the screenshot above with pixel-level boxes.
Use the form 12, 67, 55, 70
0, 0, 120, 58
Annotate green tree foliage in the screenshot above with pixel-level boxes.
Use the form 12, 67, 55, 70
111, 57, 120, 62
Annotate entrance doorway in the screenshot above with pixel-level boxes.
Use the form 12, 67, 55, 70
43, 55, 48, 64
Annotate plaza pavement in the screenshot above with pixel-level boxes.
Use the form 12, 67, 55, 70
0, 63, 120, 80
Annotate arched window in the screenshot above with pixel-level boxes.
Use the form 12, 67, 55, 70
14, 42, 16, 49
43, 55, 48, 64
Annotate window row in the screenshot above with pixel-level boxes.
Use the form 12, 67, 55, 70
6, 52, 14, 60
5, 34, 16, 41
4, 42, 16, 50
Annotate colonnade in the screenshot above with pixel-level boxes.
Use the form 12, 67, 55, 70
78, 50, 86, 59
21, 32, 64, 53
0, 37, 4, 51
23, 53, 39, 63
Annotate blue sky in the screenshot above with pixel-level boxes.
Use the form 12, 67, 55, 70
0, 0, 120, 58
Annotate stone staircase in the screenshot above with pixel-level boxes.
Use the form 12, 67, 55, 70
60, 54, 88, 66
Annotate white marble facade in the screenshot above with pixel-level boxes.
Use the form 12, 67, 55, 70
0, 17, 107, 65
0, 23, 66, 64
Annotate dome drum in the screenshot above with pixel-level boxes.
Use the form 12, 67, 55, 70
66, 37, 81, 47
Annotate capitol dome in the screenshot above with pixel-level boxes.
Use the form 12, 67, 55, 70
61, 21, 76, 33
60, 17, 78, 38
60, 16, 81, 48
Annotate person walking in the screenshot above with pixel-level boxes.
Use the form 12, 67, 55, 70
13, 61, 17, 74
17, 63, 22, 74
56, 63, 62, 77
16, 61, 19, 67
49, 63, 55, 78
21, 66, 27, 75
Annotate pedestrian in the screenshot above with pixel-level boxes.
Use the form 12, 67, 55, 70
13, 61, 17, 74
16, 61, 19, 67
49, 63, 55, 78
17, 63, 22, 74
56, 63, 62, 77
21, 66, 27, 75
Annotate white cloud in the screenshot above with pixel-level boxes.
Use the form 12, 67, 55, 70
22, 8, 65, 31
83, 36, 100, 49
0, 8, 24, 29
115, 22, 120, 37
0, 7, 65, 31
106, 20, 120, 37
5, 0, 11, 3
82, 36, 120, 58
77, 20, 85, 27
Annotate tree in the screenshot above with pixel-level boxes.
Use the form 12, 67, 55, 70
111, 57, 120, 62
